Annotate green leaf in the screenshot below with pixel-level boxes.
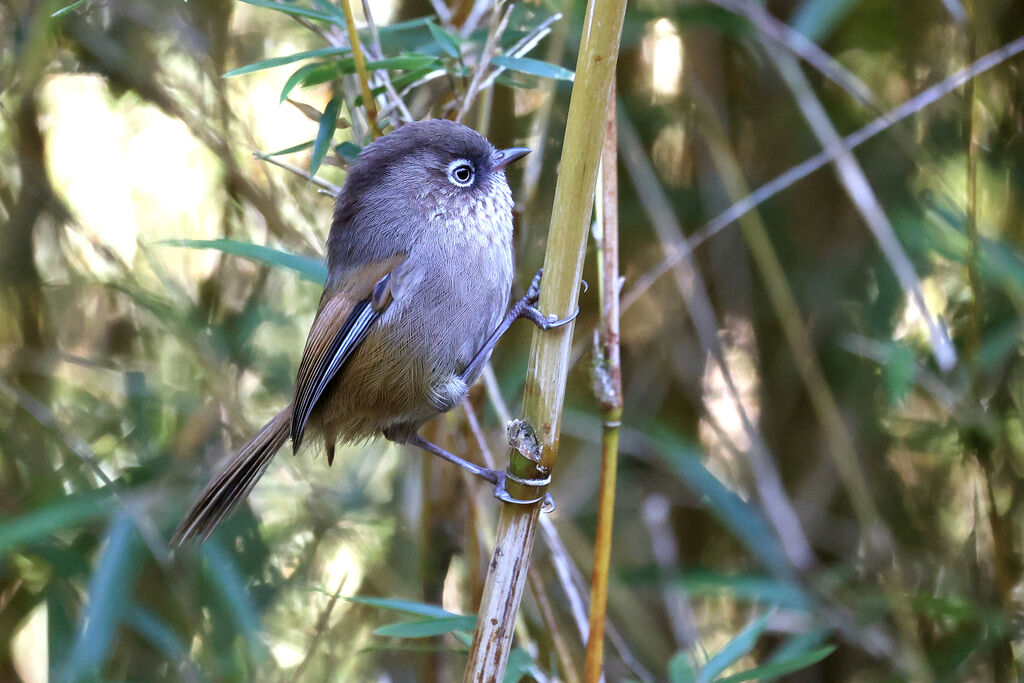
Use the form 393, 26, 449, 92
224, 46, 351, 78
699, 612, 772, 683
494, 72, 538, 90
0, 491, 113, 555
654, 430, 791, 577
365, 54, 442, 71
63, 511, 146, 679
335, 141, 362, 161
125, 606, 191, 664
263, 140, 314, 157
427, 20, 461, 59
715, 645, 836, 683
281, 62, 332, 101
374, 615, 476, 638
790, 0, 861, 42
202, 540, 266, 659
882, 343, 915, 404
674, 571, 808, 610
490, 54, 574, 81
669, 651, 698, 683
50, 0, 87, 18
346, 595, 461, 619
311, 0, 347, 23
310, 95, 342, 177
239, 0, 340, 23
504, 648, 535, 683
159, 239, 327, 284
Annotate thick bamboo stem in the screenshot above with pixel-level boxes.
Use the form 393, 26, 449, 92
462, 0, 628, 676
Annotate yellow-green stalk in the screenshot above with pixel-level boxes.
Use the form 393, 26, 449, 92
462, 0, 628, 677
584, 86, 622, 682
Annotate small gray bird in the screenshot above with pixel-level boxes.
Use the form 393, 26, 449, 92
173, 119, 571, 545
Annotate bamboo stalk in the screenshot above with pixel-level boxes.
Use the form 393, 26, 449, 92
339, 0, 380, 139
462, 0, 628, 676
584, 85, 622, 682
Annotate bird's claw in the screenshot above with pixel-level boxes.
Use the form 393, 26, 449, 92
520, 304, 579, 330
525, 268, 544, 304
493, 471, 556, 512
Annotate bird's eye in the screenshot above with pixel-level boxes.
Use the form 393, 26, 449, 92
446, 159, 475, 187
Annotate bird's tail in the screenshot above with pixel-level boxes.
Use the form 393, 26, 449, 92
171, 406, 291, 546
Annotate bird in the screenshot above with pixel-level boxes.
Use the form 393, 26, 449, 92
172, 119, 573, 545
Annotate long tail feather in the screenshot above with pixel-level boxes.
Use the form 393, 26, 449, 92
171, 406, 291, 546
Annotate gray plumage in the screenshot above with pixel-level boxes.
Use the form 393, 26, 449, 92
173, 120, 516, 545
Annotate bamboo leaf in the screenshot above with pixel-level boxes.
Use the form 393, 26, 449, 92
490, 54, 574, 81
0, 491, 113, 555
63, 512, 146, 679
310, 95, 342, 177
715, 645, 836, 683
366, 54, 442, 71
699, 612, 772, 683
374, 615, 476, 638
503, 648, 535, 683
655, 431, 792, 577
159, 239, 327, 284
201, 541, 265, 659
281, 62, 332, 101
669, 651, 698, 683
427, 20, 461, 58
790, 0, 861, 41
224, 46, 351, 77
50, 0, 87, 18
262, 140, 314, 157
335, 141, 362, 161
239, 0, 340, 23
347, 595, 461, 619
673, 571, 809, 609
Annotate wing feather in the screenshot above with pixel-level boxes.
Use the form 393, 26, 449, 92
290, 258, 403, 451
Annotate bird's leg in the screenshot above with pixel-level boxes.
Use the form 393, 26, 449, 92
458, 269, 579, 385
408, 435, 555, 510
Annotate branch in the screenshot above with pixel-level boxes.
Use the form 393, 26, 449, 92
463, 0, 628, 676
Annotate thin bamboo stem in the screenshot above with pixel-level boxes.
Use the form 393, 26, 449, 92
584, 85, 622, 682
462, 0, 628, 675
339, 0, 380, 138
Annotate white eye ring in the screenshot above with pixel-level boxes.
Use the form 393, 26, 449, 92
446, 159, 475, 187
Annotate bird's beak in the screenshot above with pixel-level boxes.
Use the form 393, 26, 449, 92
491, 147, 531, 172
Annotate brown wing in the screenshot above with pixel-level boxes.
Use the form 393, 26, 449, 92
290, 255, 405, 450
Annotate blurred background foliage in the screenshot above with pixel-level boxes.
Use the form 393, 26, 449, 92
2, 0, 1024, 680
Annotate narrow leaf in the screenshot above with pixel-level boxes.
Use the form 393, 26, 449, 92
202, 541, 265, 659
159, 239, 327, 284
374, 616, 476, 638
669, 651, 698, 683
699, 612, 772, 683
656, 432, 792, 576
0, 491, 113, 555
239, 0, 340, 23
310, 96, 341, 177
63, 512, 145, 679
503, 648, 535, 683
224, 46, 351, 78
335, 141, 362, 161
490, 54, 574, 81
262, 140, 314, 157
716, 645, 836, 683
790, 0, 861, 42
281, 63, 330, 102
365, 54, 442, 71
50, 0, 87, 18
427, 20, 461, 58
346, 595, 461, 619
